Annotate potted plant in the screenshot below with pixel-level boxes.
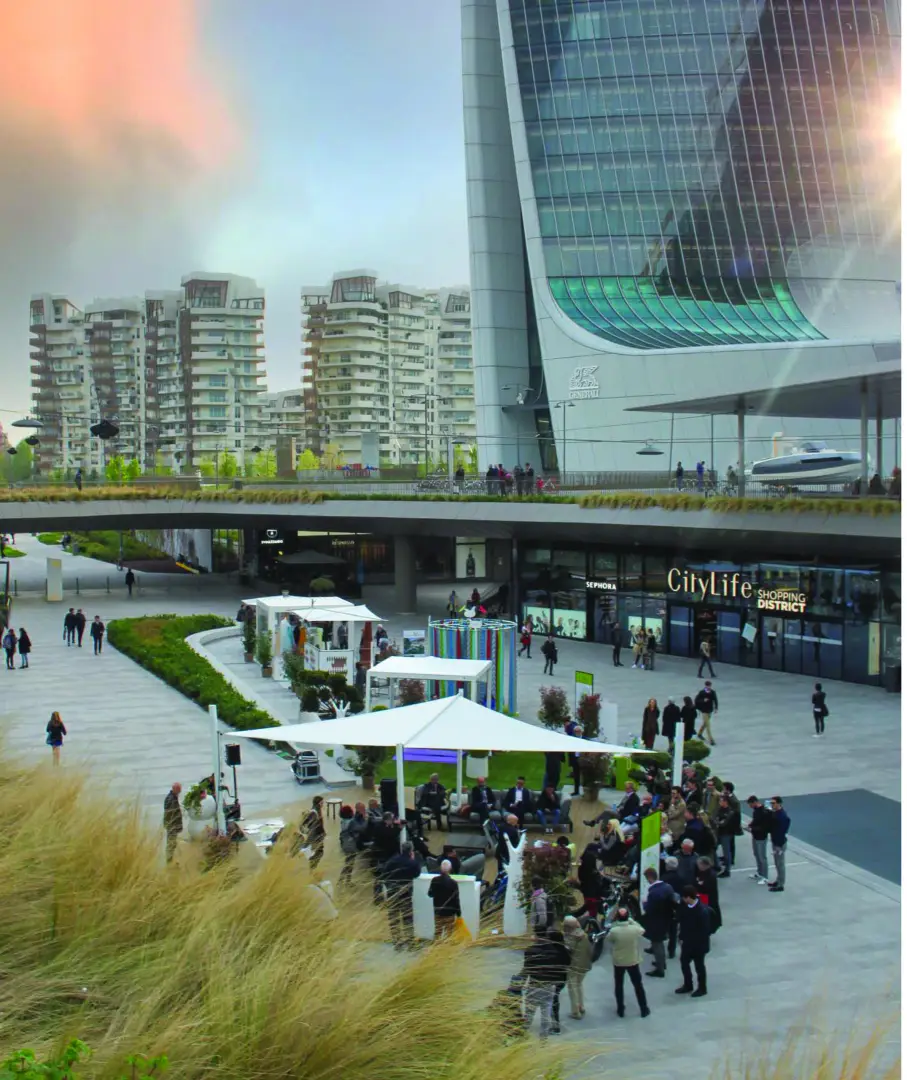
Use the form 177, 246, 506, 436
299, 686, 322, 722
576, 692, 601, 739
517, 842, 573, 920
183, 780, 216, 840
256, 630, 273, 678
242, 619, 256, 663
351, 745, 387, 790
537, 685, 570, 730
398, 678, 425, 706
579, 752, 611, 801
465, 748, 489, 779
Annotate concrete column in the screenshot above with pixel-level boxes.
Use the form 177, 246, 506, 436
860, 382, 869, 496
394, 535, 417, 614
736, 407, 746, 498
511, 537, 520, 622
876, 403, 883, 479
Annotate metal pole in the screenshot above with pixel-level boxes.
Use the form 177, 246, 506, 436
710, 414, 715, 477
667, 412, 675, 485
860, 381, 869, 496
876, 402, 883, 479
209, 704, 225, 835
561, 405, 567, 478
396, 741, 406, 848
736, 407, 745, 498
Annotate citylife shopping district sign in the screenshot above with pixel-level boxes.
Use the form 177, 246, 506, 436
569, 365, 600, 400
668, 568, 808, 613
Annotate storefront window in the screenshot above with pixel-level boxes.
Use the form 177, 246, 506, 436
592, 593, 618, 643
523, 588, 551, 635
525, 547, 551, 566
803, 567, 844, 618
621, 555, 643, 591
643, 555, 667, 594
881, 572, 900, 622
846, 570, 880, 622
592, 552, 617, 576
552, 588, 586, 639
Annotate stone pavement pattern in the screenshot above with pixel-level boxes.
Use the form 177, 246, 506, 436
0, 548, 899, 1076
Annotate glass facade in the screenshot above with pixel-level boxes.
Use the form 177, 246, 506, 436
510, 0, 900, 349
519, 544, 899, 686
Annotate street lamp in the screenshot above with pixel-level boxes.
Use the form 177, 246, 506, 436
550, 401, 575, 478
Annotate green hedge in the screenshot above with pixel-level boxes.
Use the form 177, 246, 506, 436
106, 615, 279, 734
36, 532, 63, 545
0, 484, 896, 516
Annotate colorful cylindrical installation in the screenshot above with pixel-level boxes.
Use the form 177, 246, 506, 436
427, 617, 517, 713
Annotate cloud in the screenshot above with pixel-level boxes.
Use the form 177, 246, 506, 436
0, 0, 241, 417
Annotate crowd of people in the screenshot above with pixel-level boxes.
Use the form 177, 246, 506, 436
484, 463, 539, 496
639, 680, 719, 749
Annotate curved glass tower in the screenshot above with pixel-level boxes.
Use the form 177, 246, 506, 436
463, 0, 901, 471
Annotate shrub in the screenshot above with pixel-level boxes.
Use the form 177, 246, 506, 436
632, 751, 672, 771
579, 752, 611, 791
683, 739, 711, 763
518, 842, 573, 918
241, 619, 256, 655
256, 630, 273, 669
351, 745, 388, 777
576, 692, 601, 739
538, 685, 571, 730
398, 678, 426, 706
106, 616, 278, 734
36, 532, 63, 545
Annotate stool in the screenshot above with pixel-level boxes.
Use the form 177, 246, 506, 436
325, 798, 343, 821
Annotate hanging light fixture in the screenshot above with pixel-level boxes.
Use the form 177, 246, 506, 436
24, 435, 40, 446
636, 440, 664, 456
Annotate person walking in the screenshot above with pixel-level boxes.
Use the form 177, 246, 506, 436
546, 927, 572, 1033
46, 711, 67, 765
301, 796, 326, 869
675, 885, 711, 997
338, 804, 364, 885
768, 795, 791, 893
74, 609, 87, 648
381, 842, 420, 949
427, 859, 461, 938
541, 634, 558, 676
694, 681, 718, 745
3, 626, 17, 670
697, 637, 716, 678
641, 698, 660, 750
162, 782, 183, 863
63, 608, 77, 646
520, 933, 558, 1039
17, 628, 31, 669
811, 682, 829, 736
608, 908, 651, 1018
611, 620, 623, 666
680, 695, 698, 743
746, 795, 773, 885
74, 467, 83, 492
90, 616, 106, 655
563, 915, 593, 1018
519, 621, 532, 658
642, 867, 675, 978
675, 461, 684, 491
661, 698, 680, 752
125, 568, 136, 597
696, 460, 705, 492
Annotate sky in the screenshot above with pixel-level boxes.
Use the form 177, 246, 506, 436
0, 0, 469, 424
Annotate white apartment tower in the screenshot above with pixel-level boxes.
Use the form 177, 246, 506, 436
30, 273, 266, 474
300, 271, 476, 468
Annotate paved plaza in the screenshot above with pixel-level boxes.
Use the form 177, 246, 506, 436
0, 537, 900, 1075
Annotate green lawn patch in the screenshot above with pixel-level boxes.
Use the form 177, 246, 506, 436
37, 532, 64, 545
400, 751, 546, 790
1, 547, 25, 558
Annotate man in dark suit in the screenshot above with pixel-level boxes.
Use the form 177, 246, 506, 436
675, 885, 712, 997
503, 777, 533, 825
470, 777, 496, 822
641, 867, 676, 977
543, 751, 563, 792
496, 814, 521, 865
417, 773, 447, 830
661, 856, 684, 959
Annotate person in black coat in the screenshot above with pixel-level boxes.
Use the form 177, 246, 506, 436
381, 842, 421, 949
661, 698, 680, 750
680, 696, 697, 744
695, 858, 722, 931
715, 795, 742, 876
573, 843, 604, 917
470, 778, 496, 822
543, 751, 563, 791
642, 867, 676, 976
546, 927, 572, 1033
811, 681, 828, 736
17, 628, 32, 669
417, 774, 447, 830
503, 778, 533, 825
661, 856, 684, 959
496, 815, 521, 865
675, 886, 712, 996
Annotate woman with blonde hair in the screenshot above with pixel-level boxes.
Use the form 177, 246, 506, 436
600, 817, 626, 867
46, 711, 66, 765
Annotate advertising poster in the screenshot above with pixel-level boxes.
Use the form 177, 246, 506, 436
552, 607, 587, 639
522, 605, 551, 635
598, 700, 619, 745
639, 810, 664, 905
456, 539, 487, 580
403, 629, 426, 657
574, 671, 594, 716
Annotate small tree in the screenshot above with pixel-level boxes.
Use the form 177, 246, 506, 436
105, 455, 125, 483
219, 450, 238, 478
467, 444, 479, 474
124, 457, 142, 482
518, 843, 573, 919
198, 459, 215, 478
537, 685, 571, 730
242, 619, 256, 659
256, 629, 273, 671
298, 448, 320, 470
251, 451, 276, 478
576, 692, 601, 740
321, 442, 345, 470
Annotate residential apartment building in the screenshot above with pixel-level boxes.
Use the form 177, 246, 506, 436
29, 273, 266, 473
300, 271, 476, 468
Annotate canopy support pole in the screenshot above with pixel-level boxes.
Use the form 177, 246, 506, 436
365, 671, 372, 712
456, 750, 464, 806
672, 731, 685, 789
396, 742, 406, 849
736, 404, 746, 498
860, 380, 869, 496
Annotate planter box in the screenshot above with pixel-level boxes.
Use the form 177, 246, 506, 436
186, 798, 216, 840
465, 754, 488, 778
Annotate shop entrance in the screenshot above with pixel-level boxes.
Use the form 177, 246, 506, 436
694, 607, 717, 659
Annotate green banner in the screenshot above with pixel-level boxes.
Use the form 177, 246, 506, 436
640, 810, 663, 852
574, 670, 594, 715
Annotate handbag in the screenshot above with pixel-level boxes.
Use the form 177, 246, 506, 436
451, 916, 471, 942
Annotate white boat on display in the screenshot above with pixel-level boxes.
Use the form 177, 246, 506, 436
747, 442, 865, 485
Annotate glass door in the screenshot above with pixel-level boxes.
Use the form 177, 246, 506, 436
783, 619, 803, 675
668, 604, 693, 657
760, 616, 783, 671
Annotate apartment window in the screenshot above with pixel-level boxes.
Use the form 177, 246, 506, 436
209, 392, 227, 403
209, 407, 227, 418
209, 375, 227, 386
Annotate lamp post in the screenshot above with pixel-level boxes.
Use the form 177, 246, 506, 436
550, 400, 575, 479
446, 436, 466, 489
405, 393, 438, 476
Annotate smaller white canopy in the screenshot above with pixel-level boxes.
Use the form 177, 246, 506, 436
292, 605, 362, 623
230, 693, 651, 756
294, 596, 355, 609
368, 655, 491, 681
331, 603, 382, 621
245, 595, 356, 610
